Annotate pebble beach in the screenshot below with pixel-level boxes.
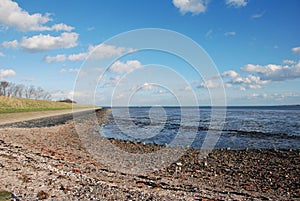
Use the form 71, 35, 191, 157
0, 109, 299, 200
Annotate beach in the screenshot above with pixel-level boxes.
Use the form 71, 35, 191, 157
0, 109, 299, 200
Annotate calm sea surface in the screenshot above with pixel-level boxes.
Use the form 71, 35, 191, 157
101, 106, 300, 150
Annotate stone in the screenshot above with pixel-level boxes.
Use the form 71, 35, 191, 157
37, 191, 49, 200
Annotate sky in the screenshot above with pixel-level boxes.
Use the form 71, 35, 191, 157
0, 0, 300, 106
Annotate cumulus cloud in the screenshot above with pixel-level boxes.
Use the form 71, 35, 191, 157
50, 23, 74, 32
20, 32, 78, 52
212, 70, 269, 90
44, 54, 66, 63
241, 62, 300, 81
292, 46, 300, 54
199, 79, 233, 89
0, 0, 74, 32
172, 0, 209, 15
68, 53, 87, 62
67, 44, 134, 62
0, 69, 16, 80
226, 0, 247, 8
109, 60, 142, 74
206, 61, 300, 91
88, 44, 135, 60
222, 70, 239, 78
1, 40, 18, 49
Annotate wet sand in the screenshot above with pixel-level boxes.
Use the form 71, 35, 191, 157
0, 109, 299, 200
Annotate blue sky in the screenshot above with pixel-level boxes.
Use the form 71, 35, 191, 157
0, 0, 300, 106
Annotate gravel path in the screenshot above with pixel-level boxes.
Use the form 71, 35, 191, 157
0, 109, 299, 200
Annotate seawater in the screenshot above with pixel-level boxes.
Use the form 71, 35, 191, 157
101, 106, 300, 150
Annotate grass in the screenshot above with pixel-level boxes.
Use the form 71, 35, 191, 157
0, 96, 97, 114
0, 190, 11, 201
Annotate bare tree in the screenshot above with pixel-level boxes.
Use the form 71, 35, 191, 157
6, 82, 15, 97
25, 85, 36, 99
0, 81, 51, 100
1, 81, 9, 96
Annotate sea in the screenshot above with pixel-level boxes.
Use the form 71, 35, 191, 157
101, 106, 300, 150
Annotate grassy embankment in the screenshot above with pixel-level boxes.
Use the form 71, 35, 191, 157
0, 96, 97, 114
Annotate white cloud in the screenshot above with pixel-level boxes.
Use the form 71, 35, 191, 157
140, 82, 155, 90
68, 53, 87, 61
0, 69, 16, 80
251, 11, 265, 19
241, 62, 300, 81
20, 32, 78, 52
292, 46, 300, 54
0, 0, 73, 32
88, 44, 135, 60
205, 29, 214, 38
231, 74, 270, 85
241, 64, 281, 73
109, 60, 142, 74
283, 60, 296, 65
251, 93, 267, 98
213, 61, 300, 91
50, 89, 74, 101
222, 70, 239, 78
221, 70, 270, 90
172, 0, 209, 15
224, 31, 236, 36
2, 40, 18, 49
67, 44, 134, 62
44, 54, 66, 63
0, 52, 4, 57
103, 76, 121, 88
49, 23, 74, 32
226, 0, 248, 8
183, 86, 192, 91
200, 80, 220, 88
68, 68, 80, 73
60, 68, 80, 73
130, 83, 163, 93
87, 27, 95, 31
239, 86, 246, 91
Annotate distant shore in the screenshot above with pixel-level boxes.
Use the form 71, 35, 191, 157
0, 109, 299, 200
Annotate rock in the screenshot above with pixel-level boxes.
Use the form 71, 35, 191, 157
37, 191, 49, 200
176, 162, 182, 166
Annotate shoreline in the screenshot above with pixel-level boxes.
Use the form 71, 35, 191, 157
0, 109, 299, 200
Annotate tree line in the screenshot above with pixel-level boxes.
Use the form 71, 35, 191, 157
0, 81, 51, 100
